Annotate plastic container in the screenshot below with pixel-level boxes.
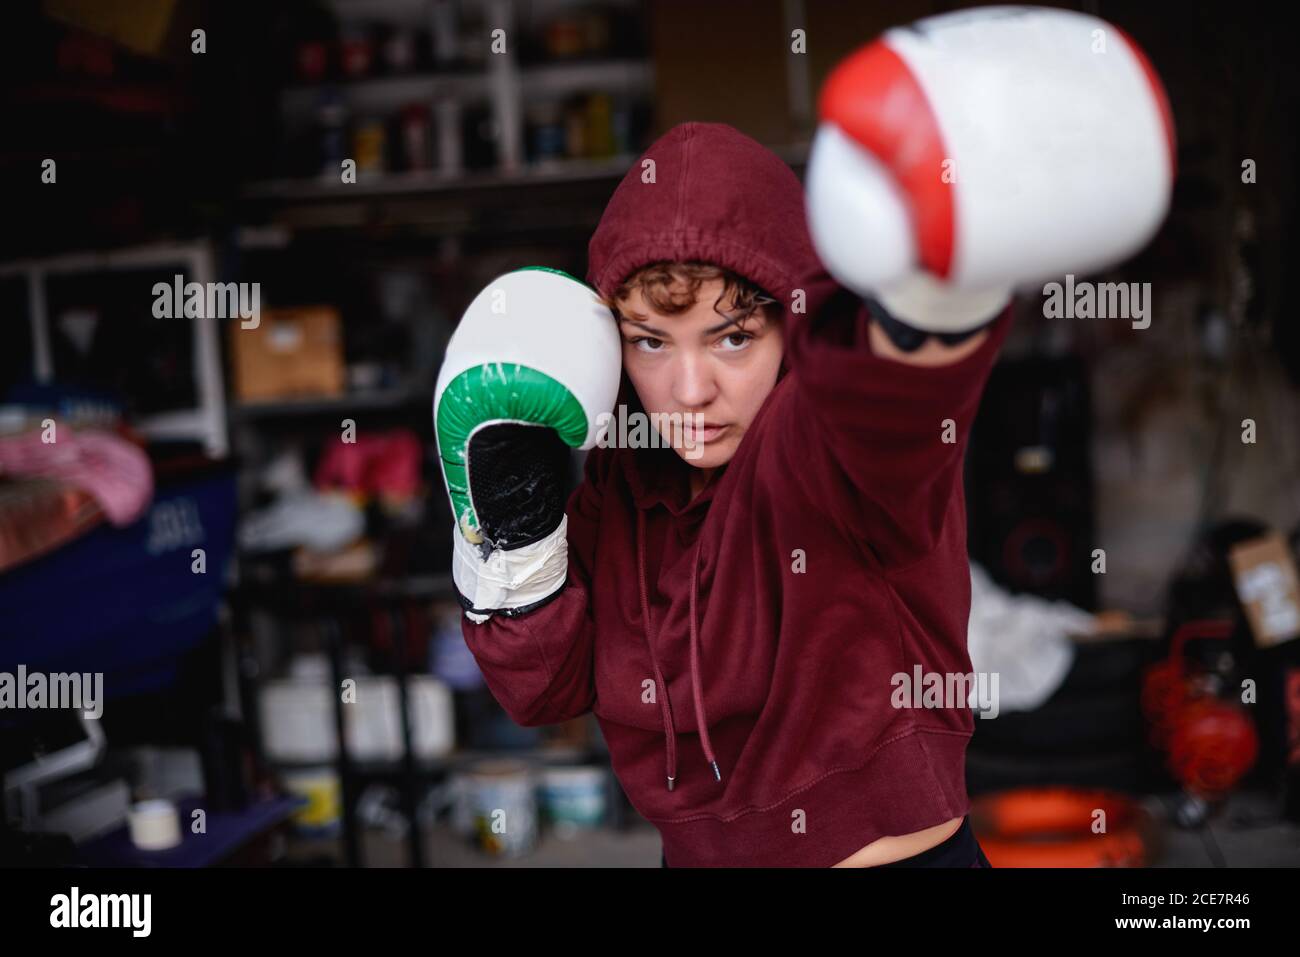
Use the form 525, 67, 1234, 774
539, 766, 607, 835
465, 759, 537, 857
282, 768, 341, 836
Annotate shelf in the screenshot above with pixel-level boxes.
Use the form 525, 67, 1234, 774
280, 71, 490, 118
269, 745, 597, 779
323, 0, 646, 27
230, 388, 427, 419
75, 794, 305, 868
242, 153, 640, 201
326, 0, 449, 25
235, 571, 455, 601
245, 141, 809, 204
518, 59, 653, 99
279, 59, 650, 119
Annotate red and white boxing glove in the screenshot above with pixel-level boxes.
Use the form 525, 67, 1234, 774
806, 6, 1176, 347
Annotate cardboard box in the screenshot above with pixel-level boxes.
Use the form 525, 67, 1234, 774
1229, 533, 1300, 648
229, 306, 345, 403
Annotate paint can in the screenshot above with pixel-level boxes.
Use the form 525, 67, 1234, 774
465, 759, 536, 857
539, 766, 607, 837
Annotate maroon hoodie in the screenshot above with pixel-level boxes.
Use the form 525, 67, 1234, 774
461, 122, 1014, 866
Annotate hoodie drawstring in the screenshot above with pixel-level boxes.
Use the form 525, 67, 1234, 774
688, 543, 721, 782
636, 508, 721, 791
636, 508, 678, 790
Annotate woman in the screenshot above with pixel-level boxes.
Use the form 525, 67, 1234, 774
442, 122, 1007, 866
438, 5, 1172, 868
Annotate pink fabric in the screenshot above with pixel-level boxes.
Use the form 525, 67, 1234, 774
0, 423, 153, 526
314, 430, 422, 500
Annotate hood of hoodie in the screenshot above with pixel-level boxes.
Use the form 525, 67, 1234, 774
587, 121, 832, 517
584, 122, 833, 792
588, 122, 821, 320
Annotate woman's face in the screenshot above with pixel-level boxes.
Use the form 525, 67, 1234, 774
616, 278, 784, 470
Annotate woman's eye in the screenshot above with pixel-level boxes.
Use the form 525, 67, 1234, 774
717, 332, 753, 352
629, 336, 664, 353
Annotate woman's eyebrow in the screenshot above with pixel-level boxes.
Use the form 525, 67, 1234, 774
618, 316, 671, 337
618, 314, 768, 337
703, 318, 736, 335
703, 314, 767, 335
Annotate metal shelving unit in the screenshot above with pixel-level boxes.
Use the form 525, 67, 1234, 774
261, 0, 654, 207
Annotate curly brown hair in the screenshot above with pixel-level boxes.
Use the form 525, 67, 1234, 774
602, 261, 779, 330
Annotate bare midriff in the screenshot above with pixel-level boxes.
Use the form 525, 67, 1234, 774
831, 815, 964, 868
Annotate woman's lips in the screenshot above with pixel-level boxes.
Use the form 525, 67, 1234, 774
681, 422, 729, 444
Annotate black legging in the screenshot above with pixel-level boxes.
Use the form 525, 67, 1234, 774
659, 816, 992, 868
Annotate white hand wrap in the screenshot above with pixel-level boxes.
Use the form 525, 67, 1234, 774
874, 272, 1012, 336
452, 515, 570, 624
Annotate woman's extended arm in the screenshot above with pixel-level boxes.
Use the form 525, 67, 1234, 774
776, 286, 1014, 569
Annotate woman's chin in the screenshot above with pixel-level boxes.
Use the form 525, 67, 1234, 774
673, 436, 736, 470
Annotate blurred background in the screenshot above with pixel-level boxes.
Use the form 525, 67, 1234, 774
2, 0, 1299, 868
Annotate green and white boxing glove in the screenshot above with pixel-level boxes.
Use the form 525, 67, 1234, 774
434, 268, 620, 622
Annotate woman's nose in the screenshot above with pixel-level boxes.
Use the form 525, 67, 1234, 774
671, 354, 718, 409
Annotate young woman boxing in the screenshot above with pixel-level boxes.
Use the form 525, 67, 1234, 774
434, 7, 1174, 866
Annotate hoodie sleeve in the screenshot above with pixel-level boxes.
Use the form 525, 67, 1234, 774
780, 286, 1015, 569
458, 447, 609, 727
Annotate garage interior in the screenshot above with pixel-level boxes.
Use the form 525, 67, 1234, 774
1, 0, 1299, 868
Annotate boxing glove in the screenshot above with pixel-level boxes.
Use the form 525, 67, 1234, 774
806, 6, 1176, 338
434, 267, 621, 621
